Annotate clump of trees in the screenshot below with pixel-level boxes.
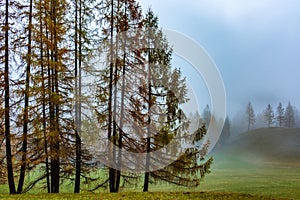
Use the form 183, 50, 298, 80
243, 101, 298, 132
0, 0, 212, 195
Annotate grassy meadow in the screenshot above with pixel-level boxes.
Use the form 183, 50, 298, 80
0, 128, 299, 199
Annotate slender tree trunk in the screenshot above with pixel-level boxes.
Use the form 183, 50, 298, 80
49, 0, 60, 193
48, 0, 56, 193
17, 0, 33, 193
111, 0, 121, 190
53, 12, 60, 194
45, 16, 52, 193
74, 0, 81, 193
77, 0, 83, 191
41, 2, 51, 193
53, 48, 60, 194
42, 48, 51, 193
4, 0, 16, 194
143, 48, 152, 192
112, 45, 118, 192
115, 1, 127, 192
108, 0, 116, 193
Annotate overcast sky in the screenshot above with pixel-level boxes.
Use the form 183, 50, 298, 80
139, 0, 300, 117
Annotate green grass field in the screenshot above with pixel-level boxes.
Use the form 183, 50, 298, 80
0, 191, 283, 200
199, 154, 300, 199
1, 154, 298, 199
0, 128, 299, 199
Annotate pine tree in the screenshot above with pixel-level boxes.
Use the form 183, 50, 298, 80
130, 9, 212, 191
276, 102, 284, 127
264, 104, 274, 128
201, 105, 211, 126
246, 102, 255, 131
284, 102, 295, 128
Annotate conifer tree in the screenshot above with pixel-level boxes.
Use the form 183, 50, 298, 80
285, 102, 295, 128
138, 9, 212, 191
71, 0, 102, 193
276, 102, 284, 127
201, 105, 211, 126
264, 104, 274, 128
94, 0, 143, 192
20, 0, 75, 193
2, 0, 16, 194
246, 102, 255, 131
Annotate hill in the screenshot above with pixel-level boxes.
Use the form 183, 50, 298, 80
219, 127, 300, 163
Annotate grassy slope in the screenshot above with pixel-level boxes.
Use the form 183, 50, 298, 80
224, 127, 300, 162
200, 127, 300, 199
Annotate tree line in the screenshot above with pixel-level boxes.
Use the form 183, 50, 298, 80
245, 101, 297, 131
0, 0, 211, 194
189, 100, 299, 146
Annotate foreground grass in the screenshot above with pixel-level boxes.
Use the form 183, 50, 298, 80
1, 149, 299, 199
199, 154, 300, 200
143, 154, 300, 199
0, 191, 282, 200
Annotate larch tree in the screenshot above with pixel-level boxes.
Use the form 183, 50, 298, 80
21, 0, 76, 193
0, 0, 216, 194
0, 0, 7, 185
13, 0, 34, 193
2, 0, 16, 194
71, 0, 102, 193
44, 0, 75, 193
94, 0, 143, 192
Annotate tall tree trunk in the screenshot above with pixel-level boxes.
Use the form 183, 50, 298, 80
48, 0, 55, 193
4, 0, 16, 194
112, 0, 120, 188
108, 0, 116, 193
143, 48, 152, 192
53, 13, 60, 195
77, 1, 83, 190
45, 17, 52, 193
74, 0, 81, 193
115, 50, 126, 192
115, 0, 127, 192
41, 2, 51, 193
17, 0, 33, 193
49, 0, 60, 193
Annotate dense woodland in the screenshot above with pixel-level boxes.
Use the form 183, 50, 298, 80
0, 0, 213, 194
